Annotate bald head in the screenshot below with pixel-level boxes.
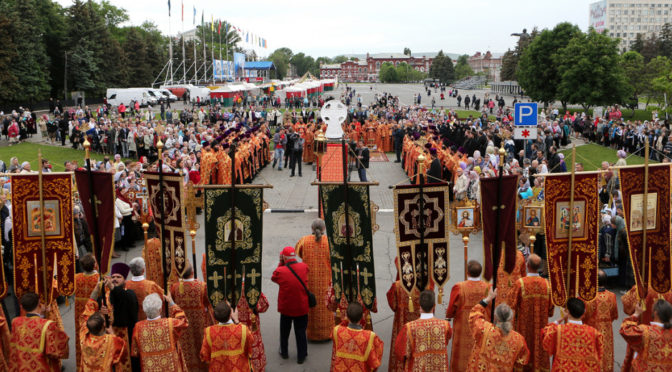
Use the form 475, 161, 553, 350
527, 254, 542, 274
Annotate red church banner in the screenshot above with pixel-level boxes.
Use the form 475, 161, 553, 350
480, 175, 519, 281
11, 173, 75, 302
619, 164, 671, 300
544, 173, 600, 306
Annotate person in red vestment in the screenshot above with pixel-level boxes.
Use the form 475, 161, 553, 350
395, 290, 452, 372
74, 253, 101, 370
542, 298, 603, 371
446, 260, 490, 372
510, 254, 554, 372
330, 302, 384, 372
79, 302, 126, 371
170, 264, 213, 372
620, 299, 672, 370
9, 292, 69, 372
131, 292, 189, 371
236, 282, 269, 372
495, 249, 526, 308
142, 237, 164, 286
467, 288, 529, 371
0, 307, 10, 371
620, 284, 672, 371
295, 219, 332, 341
200, 301, 254, 372
583, 270, 618, 372
126, 257, 165, 321
386, 280, 421, 372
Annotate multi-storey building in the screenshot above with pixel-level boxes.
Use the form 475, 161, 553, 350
467, 51, 503, 82
319, 53, 434, 82
591, 0, 672, 50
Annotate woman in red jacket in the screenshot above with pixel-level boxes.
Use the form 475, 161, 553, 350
271, 246, 309, 364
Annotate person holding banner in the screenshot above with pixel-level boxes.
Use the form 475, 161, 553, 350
620, 300, 672, 371
330, 302, 384, 372
78, 301, 126, 371
542, 298, 603, 371
446, 260, 489, 372
583, 270, 618, 372
200, 301, 254, 371
74, 254, 101, 369
125, 257, 164, 321
9, 293, 69, 372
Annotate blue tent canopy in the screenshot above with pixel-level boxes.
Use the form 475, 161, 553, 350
244, 61, 275, 70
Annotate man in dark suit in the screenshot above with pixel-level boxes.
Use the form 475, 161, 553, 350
427, 148, 442, 183
356, 141, 369, 182
393, 124, 405, 163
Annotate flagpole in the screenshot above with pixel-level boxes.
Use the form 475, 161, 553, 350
211, 17, 215, 84
340, 138, 353, 302
168, 4, 173, 84
192, 7, 197, 84
218, 21, 223, 83
229, 144, 238, 305
202, 13, 206, 84
181, 1, 186, 83
491, 145, 505, 322
566, 145, 577, 301
37, 150, 48, 304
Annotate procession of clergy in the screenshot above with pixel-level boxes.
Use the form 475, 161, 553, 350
5, 112, 672, 372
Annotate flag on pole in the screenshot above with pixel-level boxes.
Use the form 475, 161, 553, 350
201, 10, 204, 26
167, 0, 171, 16
218, 20, 222, 34
193, 6, 196, 25
211, 14, 214, 32
181, 0, 184, 22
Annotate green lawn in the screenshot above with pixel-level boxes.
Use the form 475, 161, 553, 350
446, 109, 496, 121
559, 143, 655, 171
0, 143, 111, 172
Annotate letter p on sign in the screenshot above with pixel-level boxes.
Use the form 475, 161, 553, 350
514, 103, 538, 126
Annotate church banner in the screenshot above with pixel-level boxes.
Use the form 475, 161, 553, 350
74, 170, 116, 274
480, 175, 519, 281
204, 187, 264, 309
320, 184, 376, 310
544, 173, 600, 306
11, 173, 75, 302
144, 171, 188, 282
619, 164, 671, 299
393, 184, 450, 292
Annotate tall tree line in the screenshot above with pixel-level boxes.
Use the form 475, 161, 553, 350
0, 0, 174, 107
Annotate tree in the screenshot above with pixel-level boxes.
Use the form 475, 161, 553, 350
499, 50, 517, 81
641, 34, 661, 62
0, 1, 20, 103
290, 52, 316, 77
428, 50, 454, 84
556, 29, 631, 110
517, 22, 581, 107
124, 28, 152, 86
660, 23, 672, 58
646, 56, 672, 107
454, 54, 474, 80
333, 55, 348, 63
11, 0, 51, 103
268, 47, 293, 79
631, 33, 645, 54
379, 62, 398, 83
621, 51, 646, 115
403, 47, 411, 56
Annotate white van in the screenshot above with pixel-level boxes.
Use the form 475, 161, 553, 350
155, 88, 178, 102
188, 86, 211, 104
106, 88, 156, 107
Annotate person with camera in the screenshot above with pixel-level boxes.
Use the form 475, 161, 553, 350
271, 246, 310, 364
289, 129, 304, 177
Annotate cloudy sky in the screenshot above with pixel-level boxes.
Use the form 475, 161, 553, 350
54, 0, 592, 58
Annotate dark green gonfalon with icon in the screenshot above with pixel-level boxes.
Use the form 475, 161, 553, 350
204, 187, 266, 309
320, 184, 378, 310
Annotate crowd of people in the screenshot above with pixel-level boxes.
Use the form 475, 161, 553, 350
2, 83, 672, 370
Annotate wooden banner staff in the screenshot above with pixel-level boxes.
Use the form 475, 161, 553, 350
37, 150, 48, 304
156, 127, 169, 318
83, 139, 109, 325
185, 182, 200, 279
566, 145, 577, 302
491, 146, 506, 322
642, 139, 650, 309
416, 154, 427, 293
229, 144, 238, 306
340, 138, 353, 303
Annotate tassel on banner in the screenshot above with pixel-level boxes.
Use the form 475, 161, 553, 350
438, 287, 444, 305
250, 313, 258, 332
408, 295, 414, 312
335, 308, 341, 325
366, 313, 372, 329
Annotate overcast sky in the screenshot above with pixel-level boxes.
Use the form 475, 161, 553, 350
54, 0, 592, 58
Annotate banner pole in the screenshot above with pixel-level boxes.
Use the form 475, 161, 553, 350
641, 139, 650, 308
341, 138, 353, 302
229, 144, 237, 305
566, 145, 577, 301
491, 145, 505, 322
157, 132, 169, 317
37, 150, 48, 304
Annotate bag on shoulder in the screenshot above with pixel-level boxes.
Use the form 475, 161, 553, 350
286, 262, 317, 308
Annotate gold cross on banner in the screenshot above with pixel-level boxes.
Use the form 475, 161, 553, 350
185, 181, 202, 231
208, 271, 223, 288
247, 268, 261, 286
360, 267, 373, 286
93, 196, 103, 218
491, 204, 506, 211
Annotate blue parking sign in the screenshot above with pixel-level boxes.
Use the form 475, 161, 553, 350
514, 103, 538, 126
